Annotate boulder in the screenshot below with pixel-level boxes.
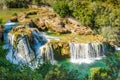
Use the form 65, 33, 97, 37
51, 19, 70, 34
51, 26, 70, 34
31, 18, 48, 31
74, 26, 94, 35
17, 13, 27, 22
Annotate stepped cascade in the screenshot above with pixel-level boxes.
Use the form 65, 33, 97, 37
69, 42, 107, 64
3, 21, 111, 68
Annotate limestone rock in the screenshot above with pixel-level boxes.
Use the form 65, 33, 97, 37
49, 41, 70, 60
74, 26, 94, 35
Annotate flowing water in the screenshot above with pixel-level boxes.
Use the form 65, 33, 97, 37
69, 42, 107, 64
4, 22, 56, 68
3, 21, 113, 69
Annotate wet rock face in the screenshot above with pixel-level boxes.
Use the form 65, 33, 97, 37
0, 25, 4, 41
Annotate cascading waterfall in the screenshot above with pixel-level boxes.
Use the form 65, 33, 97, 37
4, 21, 111, 68
69, 42, 107, 64
6, 34, 35, 66
5, 22, 56, 68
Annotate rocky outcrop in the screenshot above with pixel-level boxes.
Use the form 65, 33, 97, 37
74, 26, 94, 35
9, 7, 95, 35
10, 10, 39, 22
30, 18, 47, 31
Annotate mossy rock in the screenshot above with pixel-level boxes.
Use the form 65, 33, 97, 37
10, 16, 18, 22
49, 41, 70, 61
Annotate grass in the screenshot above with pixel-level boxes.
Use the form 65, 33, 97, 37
0, 8, 38, 24
59, 34, 106, 43
45, 31, 106, 43
0, 8, 27, 24
0, 7, 54, 24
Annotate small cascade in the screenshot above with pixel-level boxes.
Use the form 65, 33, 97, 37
69, 42, 107, 64
4, 20, 16, 41
7, 33, 14, 46
43, 44, 56, 64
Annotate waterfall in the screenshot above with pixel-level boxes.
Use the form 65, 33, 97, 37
5, 24, 56, 68
7, 33, 14, 46
3, 21, 16, 49
69, 42, 107, 64
44, 44, 56, 64
6, 35, 35, 65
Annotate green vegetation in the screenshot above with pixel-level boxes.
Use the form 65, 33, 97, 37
0, 8, 27, 24
52, 1, 70, 17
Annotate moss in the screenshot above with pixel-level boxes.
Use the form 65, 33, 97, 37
57, 34, 106, 43
9, 26, 33, 48
26, 10, 39, 15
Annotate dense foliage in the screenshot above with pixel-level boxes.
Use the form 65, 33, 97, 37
52, 1, 70, 17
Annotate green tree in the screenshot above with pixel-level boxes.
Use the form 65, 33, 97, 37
52, 0, 70, 17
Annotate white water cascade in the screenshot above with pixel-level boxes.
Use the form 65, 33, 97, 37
41, 44, 56, 64
4, 22, 56, 68
69, 42, 107, 64
7, 34, 35, 64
